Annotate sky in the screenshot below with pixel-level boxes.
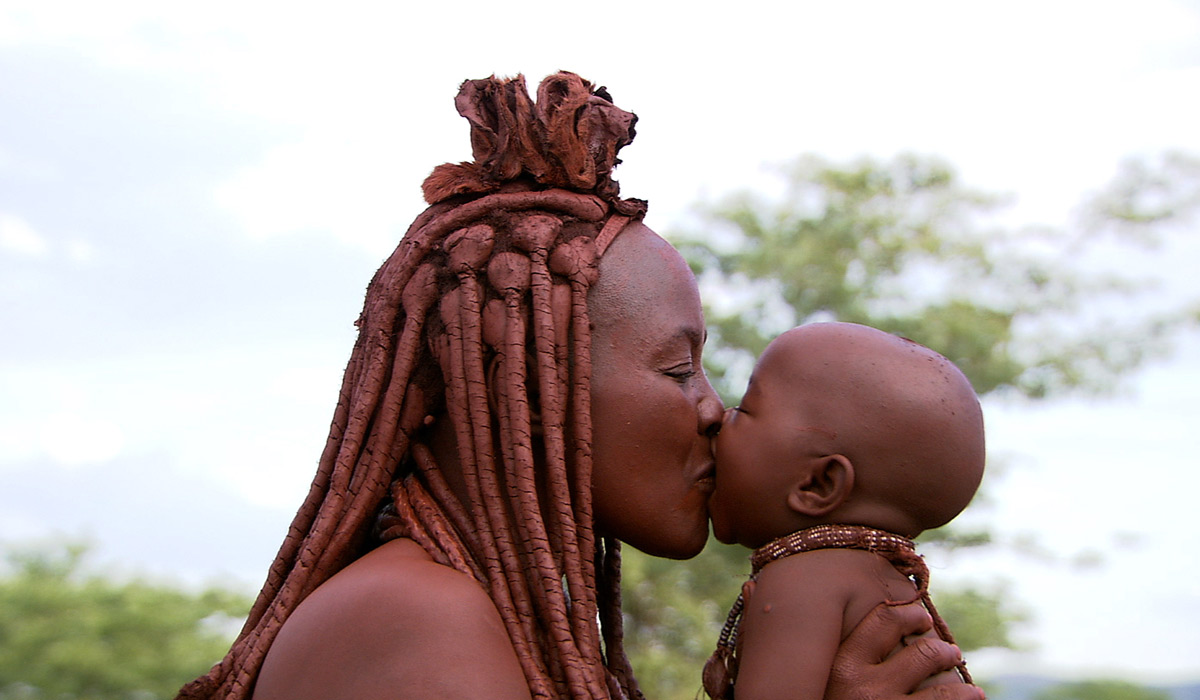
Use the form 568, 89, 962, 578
1, 0, 1199, 685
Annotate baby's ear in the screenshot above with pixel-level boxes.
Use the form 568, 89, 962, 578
786, 455, 854, 517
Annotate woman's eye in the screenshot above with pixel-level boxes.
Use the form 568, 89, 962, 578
663, 364, 695, 381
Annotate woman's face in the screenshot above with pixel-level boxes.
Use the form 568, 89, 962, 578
588, 223, 724, 559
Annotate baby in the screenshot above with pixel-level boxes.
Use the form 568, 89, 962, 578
704, 322, 985, 700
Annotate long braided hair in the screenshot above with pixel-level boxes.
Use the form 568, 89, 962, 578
179, 72, 649, 700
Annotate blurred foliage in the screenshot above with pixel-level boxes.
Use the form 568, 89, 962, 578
3, 153, 1195, 700
622, 540, 745, 700
930, 583, 1027, 652
1032, 679, 1172, 700
674, 151, 1200, 403
622, 151, 1200, 700
0, 541, 251, 700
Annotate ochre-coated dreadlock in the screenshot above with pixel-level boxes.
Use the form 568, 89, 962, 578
178, 72, 649, 700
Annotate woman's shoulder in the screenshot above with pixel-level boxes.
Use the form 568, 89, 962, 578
311, 538, 492, 613
253, 539, 532, 700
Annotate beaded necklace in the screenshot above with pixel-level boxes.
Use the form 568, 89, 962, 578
704, 524, 971, 699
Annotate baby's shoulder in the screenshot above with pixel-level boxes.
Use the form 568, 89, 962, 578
759, 546, 901, 582
756, 548, 915, 608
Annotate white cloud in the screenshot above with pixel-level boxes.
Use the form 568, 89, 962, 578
0, 372, 126, 469
201, 430, 316, 510
0, 213, 99, 266
214, 134, 433, 257
0, 213, 48, 257
37, 412, 126, 466
64, 238, 95, 264
4, 0, 1200, 681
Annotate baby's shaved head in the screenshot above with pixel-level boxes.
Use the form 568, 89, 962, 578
763, 322, 985, 535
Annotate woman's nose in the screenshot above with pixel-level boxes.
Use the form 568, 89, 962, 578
698, 385, 724, 438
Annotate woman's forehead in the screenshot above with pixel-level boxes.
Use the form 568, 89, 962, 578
589, 223, 701, 323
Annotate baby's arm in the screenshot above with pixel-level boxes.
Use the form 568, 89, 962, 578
734, 549, 884, 700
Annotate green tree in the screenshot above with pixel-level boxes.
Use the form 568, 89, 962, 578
1032, 679, 1172, 700
0, 541, 252, 700
679, 151, 1199, 403
620, 151, 1199, 700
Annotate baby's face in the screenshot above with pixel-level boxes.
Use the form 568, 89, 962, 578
709, 344, 817, 549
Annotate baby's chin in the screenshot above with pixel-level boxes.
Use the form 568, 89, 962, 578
706, 496, 738, 546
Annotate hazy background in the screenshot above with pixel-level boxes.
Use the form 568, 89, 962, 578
2, 0, 1198, 685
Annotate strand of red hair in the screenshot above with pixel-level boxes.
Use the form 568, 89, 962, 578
178, 70, 648, 700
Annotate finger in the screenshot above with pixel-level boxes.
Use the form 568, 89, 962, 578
879, 637, 966, 692
909, 680, 986, 700
839, 602, 934, 663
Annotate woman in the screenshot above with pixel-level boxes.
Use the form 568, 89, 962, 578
179, 72, 978, 700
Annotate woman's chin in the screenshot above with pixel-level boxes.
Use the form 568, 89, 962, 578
628, 526, 710, 560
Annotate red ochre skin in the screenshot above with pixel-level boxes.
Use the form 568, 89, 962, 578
253, 224, 722, 699
252, 251, 978, 700
708, 322, 986, 700
588, 223, 724, 561
184, 72, 980, 700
